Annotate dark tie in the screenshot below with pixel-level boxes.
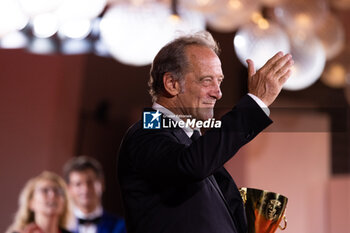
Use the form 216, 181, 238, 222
191, 130, 201, 141
78, 217, 101, 225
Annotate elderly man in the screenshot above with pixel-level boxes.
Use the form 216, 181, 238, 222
117, 31, 293, 233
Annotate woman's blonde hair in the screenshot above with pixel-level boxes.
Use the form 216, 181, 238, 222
6, 171, 73, 233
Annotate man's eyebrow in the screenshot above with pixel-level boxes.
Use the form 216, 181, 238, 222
197, 75, 224, 82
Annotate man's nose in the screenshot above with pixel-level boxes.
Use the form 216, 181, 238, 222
210, 80, 222, 100
80, 183, 89, 193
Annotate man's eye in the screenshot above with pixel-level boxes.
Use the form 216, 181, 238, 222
202, 78, 212, 83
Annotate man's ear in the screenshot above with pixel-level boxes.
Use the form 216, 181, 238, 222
163, 72, 181, 96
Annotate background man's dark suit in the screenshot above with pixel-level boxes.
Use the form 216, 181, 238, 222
117, 95, 272, 233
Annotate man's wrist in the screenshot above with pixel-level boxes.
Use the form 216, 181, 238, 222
247, 93, 270, 116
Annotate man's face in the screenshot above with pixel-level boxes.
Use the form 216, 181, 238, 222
67, 169, 103, 213
175, 45, 223, 121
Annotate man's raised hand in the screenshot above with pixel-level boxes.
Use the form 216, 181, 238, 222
247, 52, 294, 106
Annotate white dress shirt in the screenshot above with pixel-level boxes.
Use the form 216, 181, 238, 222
74, 206, 103, 233
247, 93, 270, 116
152, 102, 195, 138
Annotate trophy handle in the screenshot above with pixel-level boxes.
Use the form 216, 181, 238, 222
239, 187, 247, 204
278, 215, 287, 230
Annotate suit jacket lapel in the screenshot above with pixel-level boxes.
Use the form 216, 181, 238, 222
172, 123, 238, 227
159, 114, 192, 146
214, 167, 248, 233
171, 127, 192, 146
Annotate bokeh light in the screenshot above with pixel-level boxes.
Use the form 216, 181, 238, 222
61, 38, 92, 54
17, 0, 64, 17
206, 0, 261, 32
321, 48, 350, 88
179, 0, 221, 14
58, 19, 92, 39
283, 33, 326, 91
100, 3, 205, 66
0, 31, 28, 49
316, 13, 345, 60
55, 0, 107, 21
274, 0, 328, 32
100, 3, 172, 66
32, 13, 59, 38
0, 0, 29, 38
259, 0, 285, 7
234, 20, 290, 69
28, 37, 57, 54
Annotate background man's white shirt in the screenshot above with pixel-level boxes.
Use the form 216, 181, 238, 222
73, 206, 103, 233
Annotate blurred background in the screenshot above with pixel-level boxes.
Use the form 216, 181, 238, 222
1, 0, 350, 232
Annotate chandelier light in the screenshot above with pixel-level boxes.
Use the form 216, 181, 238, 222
55, 0, 107, 21
0, 0, 28, 38
28, 37, 57, 54
61, 38, 92, 54
316, 12, 345, 60
259, 0, 284, 7
179, 0, 221, 14
206, 0, 261, 32
58, 19, 92, 39
32, 13, 60, 38
234, 16, 290, 69
283, 33, 326, 91
274, 0, 328, 33
0, 31, 28, 49
321, 48, 350, 89
17, 0, 64, 17
100, 2, 205, 66
100, 3, 173, 66
0, 0, 346, 96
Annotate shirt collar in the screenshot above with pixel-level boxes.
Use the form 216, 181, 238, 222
152, 102, 196, 138
74, 205, 103, 220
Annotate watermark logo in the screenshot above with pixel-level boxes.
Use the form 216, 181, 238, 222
162, 118, 221, 129
143, 110, 221, 129
143, 110, 162, 129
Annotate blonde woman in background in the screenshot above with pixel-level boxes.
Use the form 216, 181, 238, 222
6, 171, 73, 233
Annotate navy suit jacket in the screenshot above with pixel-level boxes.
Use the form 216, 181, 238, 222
97, 212, 126, 233
117, 95, 272, 233
74, 211, 126, 233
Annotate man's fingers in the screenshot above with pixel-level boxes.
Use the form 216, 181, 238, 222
275, 58, 294, 79
271, 54, 293, 76
278, 69, 292, 85
246, 59, 256, 78
260, 51, 284, 72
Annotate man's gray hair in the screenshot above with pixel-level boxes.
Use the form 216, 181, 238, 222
148, 31, 220, 102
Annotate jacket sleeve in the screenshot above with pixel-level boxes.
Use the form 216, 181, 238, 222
119, 95, 272, 183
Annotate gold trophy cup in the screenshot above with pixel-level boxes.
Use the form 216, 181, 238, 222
240, 187, 288, 233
